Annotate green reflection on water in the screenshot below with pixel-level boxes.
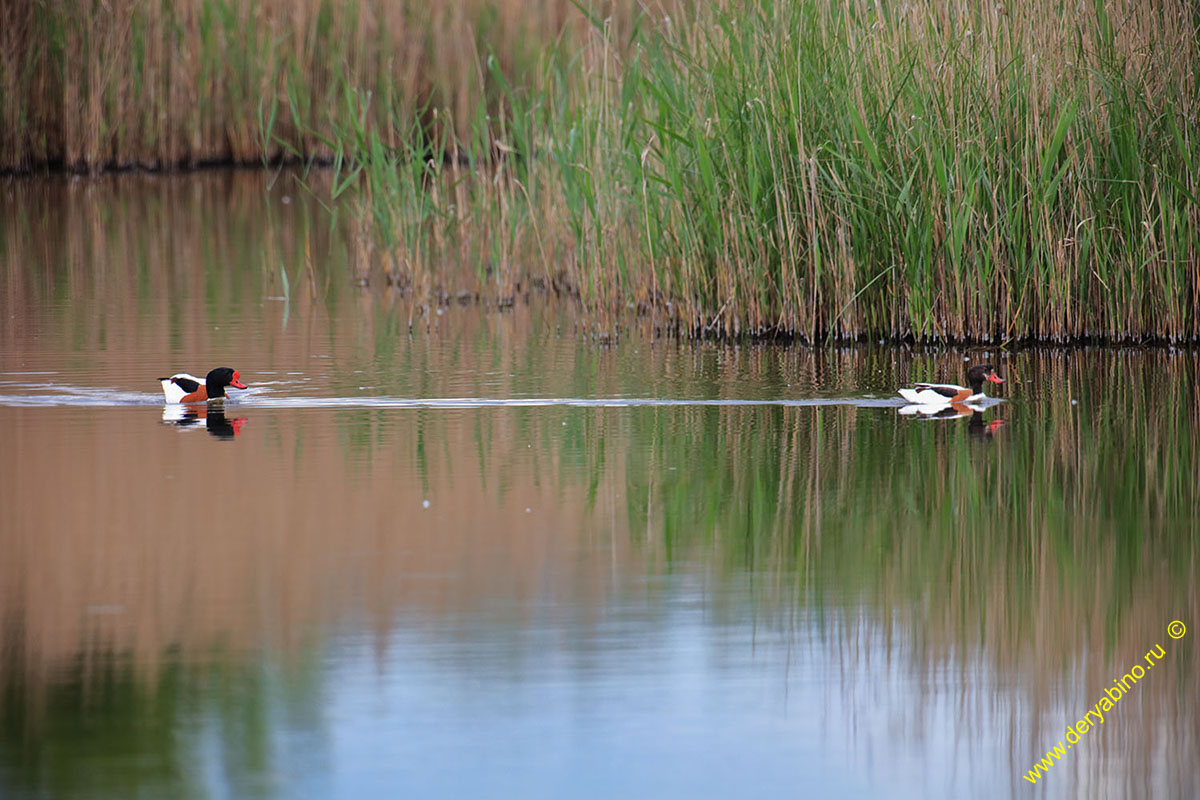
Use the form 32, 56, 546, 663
1, 172, 1196, 799
1, 648, 325, 800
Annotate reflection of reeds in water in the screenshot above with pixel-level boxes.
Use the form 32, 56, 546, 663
0, 172, 554, 355
1, 174, 1198, 793
2, 350, 1197, 792
0, 172, 339, 361
629, 348, 1200, 796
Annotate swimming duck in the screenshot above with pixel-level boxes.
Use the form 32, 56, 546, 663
159, 367, 247, 404
898, 364, 1003, 405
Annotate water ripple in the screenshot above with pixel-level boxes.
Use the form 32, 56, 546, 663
0, 379, 1004, 410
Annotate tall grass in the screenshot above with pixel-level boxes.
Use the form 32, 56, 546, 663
0, 0, 589, 171
314, 0, 1200, 342
612, 0, 1200, 341
4, 0, 1199, 341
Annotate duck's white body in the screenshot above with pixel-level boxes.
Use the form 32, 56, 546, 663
897, 383, 984, 406
160, 373, 203, 403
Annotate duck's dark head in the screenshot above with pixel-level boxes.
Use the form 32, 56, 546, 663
205, 367, 248, 399
966, 364, 1004, 392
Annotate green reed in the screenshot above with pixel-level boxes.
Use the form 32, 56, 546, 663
605, 0, 1199, 341
307, 0, 1198, 342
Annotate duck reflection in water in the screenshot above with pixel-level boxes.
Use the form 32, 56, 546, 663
898, 401, 1005, 439
161, 403, 247, 439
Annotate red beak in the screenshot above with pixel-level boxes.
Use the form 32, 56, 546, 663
987, 373, 1004, 384
231, 371, 247, 389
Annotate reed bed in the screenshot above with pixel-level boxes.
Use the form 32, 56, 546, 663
0, 0, 594, 170
605, 0, 1200, 342
4, 0, 1199, 342
315, 0, 1200, 342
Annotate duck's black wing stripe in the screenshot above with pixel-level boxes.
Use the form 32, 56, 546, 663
172, 377, 201, 393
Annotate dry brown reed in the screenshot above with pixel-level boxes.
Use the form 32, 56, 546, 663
0, 0, 620, 172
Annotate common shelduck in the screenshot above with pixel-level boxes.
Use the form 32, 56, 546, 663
898, 364, 1003, 405
159, 367, 247, 404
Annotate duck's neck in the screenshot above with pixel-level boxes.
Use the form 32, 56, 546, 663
968, 378, 984, 395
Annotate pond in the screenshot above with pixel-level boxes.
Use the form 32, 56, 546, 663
1, 173, 1196, 799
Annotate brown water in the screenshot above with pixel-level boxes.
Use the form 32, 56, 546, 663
1, 173, 1197, 799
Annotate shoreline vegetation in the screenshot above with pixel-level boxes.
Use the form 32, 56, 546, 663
3, 1, 1198, 342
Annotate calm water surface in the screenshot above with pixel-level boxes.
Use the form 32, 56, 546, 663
1, 174, 1197, 799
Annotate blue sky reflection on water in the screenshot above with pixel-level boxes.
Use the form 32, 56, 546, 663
182, 598, 1007, 800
